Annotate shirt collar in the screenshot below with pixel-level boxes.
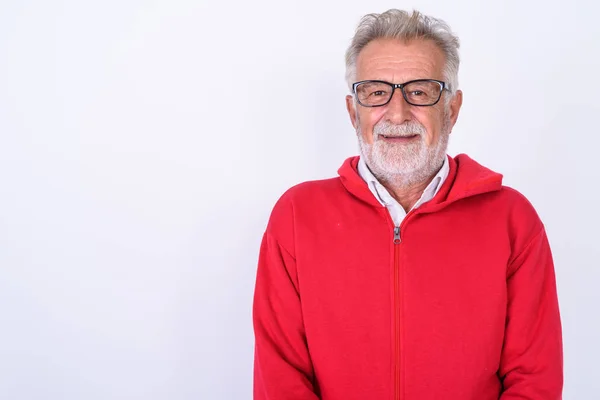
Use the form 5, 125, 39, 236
357, 155, 450, 210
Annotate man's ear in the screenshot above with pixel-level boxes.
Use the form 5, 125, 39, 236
448, 89, 463, 129
346, 95, 358, 129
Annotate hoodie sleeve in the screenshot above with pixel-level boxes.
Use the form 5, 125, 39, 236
499, 227, 563, 399
252, 230, 319, 400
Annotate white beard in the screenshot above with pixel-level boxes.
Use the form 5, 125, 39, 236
357, 117, 451, 188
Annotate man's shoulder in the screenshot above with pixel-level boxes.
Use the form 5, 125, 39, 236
487, 185, 546, 247
269, 176, 346, 219
494, 185, 542, 221
283, 176, 345, 201
263, 177, 347, 245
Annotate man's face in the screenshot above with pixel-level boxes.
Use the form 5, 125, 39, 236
346, 38, 463, 181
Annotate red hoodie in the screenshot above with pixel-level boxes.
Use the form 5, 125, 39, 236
253, 154, 563, 400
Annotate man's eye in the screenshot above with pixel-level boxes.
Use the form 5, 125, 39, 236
370, 90, 388, 97
410, 90, 426, 96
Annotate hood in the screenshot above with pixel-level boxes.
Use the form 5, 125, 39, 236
337, 154, 503, 210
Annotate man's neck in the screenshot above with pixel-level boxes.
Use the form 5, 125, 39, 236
378, 173, 437, 213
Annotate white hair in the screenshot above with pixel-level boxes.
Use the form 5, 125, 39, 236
345, 9, 460, 95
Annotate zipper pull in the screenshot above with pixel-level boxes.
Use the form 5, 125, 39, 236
393, 226, 401, 244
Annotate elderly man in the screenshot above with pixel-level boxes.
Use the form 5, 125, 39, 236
252, 9, 562, 400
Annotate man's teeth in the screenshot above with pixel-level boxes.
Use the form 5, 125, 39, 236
383, 134, 415, 138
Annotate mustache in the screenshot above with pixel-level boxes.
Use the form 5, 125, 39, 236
373, 120, 426, 138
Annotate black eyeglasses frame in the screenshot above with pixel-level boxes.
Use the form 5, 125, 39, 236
351, 79, 449, 107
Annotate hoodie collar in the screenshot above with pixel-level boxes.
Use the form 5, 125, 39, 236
338, 154, 503, 211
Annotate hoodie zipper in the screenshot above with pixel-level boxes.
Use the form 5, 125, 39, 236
393, 226, 402, 400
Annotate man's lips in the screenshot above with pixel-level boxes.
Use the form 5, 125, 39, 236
380, 134, 419, 141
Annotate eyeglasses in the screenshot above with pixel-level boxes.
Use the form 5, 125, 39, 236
352, 79, 448, 107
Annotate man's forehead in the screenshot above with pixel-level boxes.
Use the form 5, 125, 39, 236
356, 38, 446, 76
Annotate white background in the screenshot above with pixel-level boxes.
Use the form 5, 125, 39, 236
0, 0, 598, 399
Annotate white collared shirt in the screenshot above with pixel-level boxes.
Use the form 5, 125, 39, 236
357, 156, 450, 226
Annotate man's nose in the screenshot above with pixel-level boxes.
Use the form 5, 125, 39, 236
385, 88, 412, 124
